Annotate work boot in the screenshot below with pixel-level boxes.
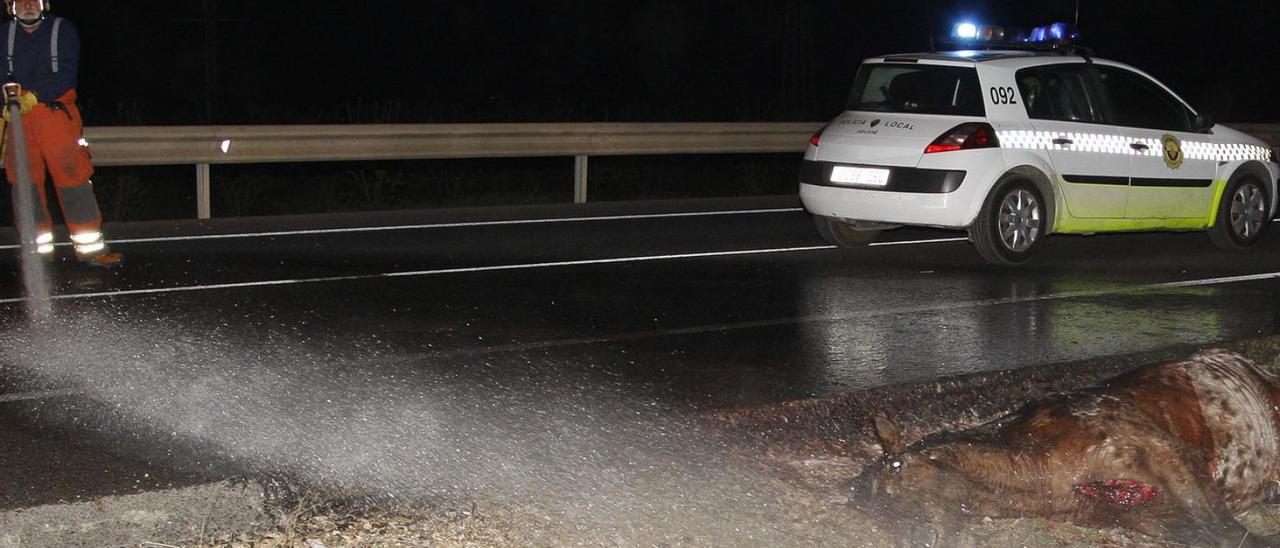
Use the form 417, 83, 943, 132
78, 251, 124, 269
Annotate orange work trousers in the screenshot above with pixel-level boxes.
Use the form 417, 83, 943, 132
4, 88, 100, 237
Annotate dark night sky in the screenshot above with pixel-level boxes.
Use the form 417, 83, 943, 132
45, 1, 1280, 126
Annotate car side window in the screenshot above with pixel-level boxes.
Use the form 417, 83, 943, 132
1015, 64, 1101, 123
1094, 66, 1193, 132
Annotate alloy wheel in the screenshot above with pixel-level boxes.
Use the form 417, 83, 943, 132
1229, 182, 1267, 240
998, 189, 1042, 252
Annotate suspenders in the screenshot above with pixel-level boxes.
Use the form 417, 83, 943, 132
5, 17, 62, 77
50, 17, 61, 72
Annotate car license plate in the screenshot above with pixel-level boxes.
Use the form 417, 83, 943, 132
830, 166, 890, 187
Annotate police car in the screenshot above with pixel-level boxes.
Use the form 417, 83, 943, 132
801, 22, 1280, 265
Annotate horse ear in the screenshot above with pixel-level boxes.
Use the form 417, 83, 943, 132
873, 413, 908, 454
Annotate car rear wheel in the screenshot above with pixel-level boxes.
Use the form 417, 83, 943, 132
813, 216, 880, 247
972, 179, 1045, 266
1209, 174, 1270, 250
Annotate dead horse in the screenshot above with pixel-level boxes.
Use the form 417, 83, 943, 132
857, 349, 1280, 546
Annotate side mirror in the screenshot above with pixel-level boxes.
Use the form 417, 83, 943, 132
1194, 113, 1215, 132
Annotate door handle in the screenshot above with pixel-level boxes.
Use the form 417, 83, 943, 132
1052, 137, 1073, 146
1130, 143, 1150, 151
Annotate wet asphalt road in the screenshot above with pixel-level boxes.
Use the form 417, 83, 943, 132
2, 194, 1280, 509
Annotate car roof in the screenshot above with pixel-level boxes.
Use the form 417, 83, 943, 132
876, 50, 1098, 65
871, 50, 1155, 82
883, 50, 1043, 62
868, 50, 1202, 118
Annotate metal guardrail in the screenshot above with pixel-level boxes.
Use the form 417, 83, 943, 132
8, 121, 1278, 220
78, 123, 824, 219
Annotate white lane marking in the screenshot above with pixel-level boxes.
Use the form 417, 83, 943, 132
1151, 271, 1280, 288
0, 208, 807, 249
0, 245, 838, 304
871, 237, 968, 247
3, 209, 1278, 250
0, 388, 78, 403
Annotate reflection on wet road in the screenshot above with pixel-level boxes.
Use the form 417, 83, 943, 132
2, 196, 1278, 407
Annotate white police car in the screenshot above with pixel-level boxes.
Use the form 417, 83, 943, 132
801, 22, 1279, 265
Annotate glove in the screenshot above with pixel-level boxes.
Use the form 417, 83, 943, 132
2, 90, 38, 121
19, 90, 36, 113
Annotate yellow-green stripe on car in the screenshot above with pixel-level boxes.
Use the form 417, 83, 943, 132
1052, 179, 1228, 234
1205, 178, 1229, 227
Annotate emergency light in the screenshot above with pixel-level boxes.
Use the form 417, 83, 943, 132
1026, 22, 1080, 44
950, 22, 1005, 42
945, 20, 1081, 50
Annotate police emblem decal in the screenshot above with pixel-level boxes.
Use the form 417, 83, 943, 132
1161, 134, 1184, 170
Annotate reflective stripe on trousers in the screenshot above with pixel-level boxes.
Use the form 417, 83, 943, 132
35, 231, 53, 255
71, 229, 104, 255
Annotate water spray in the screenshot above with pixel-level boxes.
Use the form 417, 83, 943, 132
1, 311, 809, 544
3, 82, 52, 323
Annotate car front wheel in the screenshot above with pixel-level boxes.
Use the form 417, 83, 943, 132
1209, 174, 1270, 250
972, 179, 1045, 266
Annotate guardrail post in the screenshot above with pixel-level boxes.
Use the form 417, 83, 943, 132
574, 155, 588, 203
196, 163, 211, 219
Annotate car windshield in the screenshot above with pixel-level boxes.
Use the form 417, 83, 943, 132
846, 63, 985, 116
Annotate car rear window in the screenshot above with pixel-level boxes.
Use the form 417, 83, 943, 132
846, 63, 985, 116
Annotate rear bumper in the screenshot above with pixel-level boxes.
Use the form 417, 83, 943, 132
799, 160, 966, 193
800, 183, 975, 228
799, 159, 979, 228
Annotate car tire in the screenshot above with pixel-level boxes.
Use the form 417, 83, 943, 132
1208, 173, 1270, 250
814, 216, 880, 247
972, 178, 1045, 266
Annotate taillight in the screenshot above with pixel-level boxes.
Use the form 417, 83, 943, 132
924, 122, 1000, 154
808, 123, 829, 147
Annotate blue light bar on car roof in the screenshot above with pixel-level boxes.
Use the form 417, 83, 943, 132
1026, 22, 1080, 43
947, 21, 1080, 48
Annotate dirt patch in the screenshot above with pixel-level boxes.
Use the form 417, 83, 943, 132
184, 493, 1170, 548
0, 480, 268, 548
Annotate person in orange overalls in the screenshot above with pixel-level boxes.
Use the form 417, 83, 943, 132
2, 0, 121, 267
